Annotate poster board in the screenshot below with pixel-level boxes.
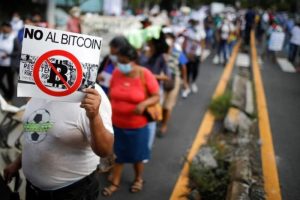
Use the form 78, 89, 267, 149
18, 25, 102, 102
268, 32, 285, 52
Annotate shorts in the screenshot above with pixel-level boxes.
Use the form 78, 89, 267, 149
163, 76, 181, 110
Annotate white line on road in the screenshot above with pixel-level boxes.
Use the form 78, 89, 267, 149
202, 49, 210, 61
276, 58, 296, 73
259, 56, 264, 69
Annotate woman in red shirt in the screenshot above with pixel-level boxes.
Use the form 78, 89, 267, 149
102, 43, 159, 196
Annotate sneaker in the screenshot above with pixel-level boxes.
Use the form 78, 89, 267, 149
191, 83, 198, 93
182, 88, 191, 98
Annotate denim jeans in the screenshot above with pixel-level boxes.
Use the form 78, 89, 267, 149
288, 43, 299, 63
218, 39, 229, 64
147, 122, 157, 149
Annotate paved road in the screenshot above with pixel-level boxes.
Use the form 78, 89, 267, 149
98, 53, 224, 200
0, 51, 226, 200
258, 51, 300, 200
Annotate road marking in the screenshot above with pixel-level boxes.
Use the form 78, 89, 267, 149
202, 49, 211, 61
258, 56, 263, 65
258, 56, 264, 69
250, 31, 282, 200
276, 58, 296, 73
236, 53, 250, 67
170, 40, 241, 200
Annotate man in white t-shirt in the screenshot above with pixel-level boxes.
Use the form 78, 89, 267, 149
217, 18, 234, 65
182, 16, 206, 97
0, 22, 19, 101
288, 22, 300, 63
3, 84, 114, 200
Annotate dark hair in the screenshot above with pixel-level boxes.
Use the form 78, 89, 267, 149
150, 31, 169, 55
1, 22, 11, 28
146, 31, 168, 66
118, 43, 138, 61
165, 33, 176, 40
23, 15, 32, 21
109, 36, 129, 50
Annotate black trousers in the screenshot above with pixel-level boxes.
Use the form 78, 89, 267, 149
26, 171, 100, 200
0, 66, 14, 100
186, 56, 200, 83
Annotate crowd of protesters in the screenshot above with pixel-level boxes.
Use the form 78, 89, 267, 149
1, 4, 300, 200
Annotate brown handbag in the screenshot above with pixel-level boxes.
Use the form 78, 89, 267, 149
139, 68, 162, 122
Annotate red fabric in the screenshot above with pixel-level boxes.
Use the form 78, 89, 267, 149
67, 18, 81, 33
110, 67, 159, 129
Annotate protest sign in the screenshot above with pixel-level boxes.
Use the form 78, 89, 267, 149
268, 32, 285, 51
18, 25, 102, 102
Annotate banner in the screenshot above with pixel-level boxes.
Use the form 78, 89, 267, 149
18, 25, 102, 102
268, 32, 285, 52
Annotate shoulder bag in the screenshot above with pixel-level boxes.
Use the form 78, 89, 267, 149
139, 68, 162, 122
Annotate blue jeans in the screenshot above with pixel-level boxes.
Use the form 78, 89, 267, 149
288, 43, 299, 63
228, 40, 237, 56
218, 39, 229, 64
147, 122, 157, 149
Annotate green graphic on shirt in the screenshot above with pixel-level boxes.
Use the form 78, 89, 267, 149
23, 122, 53, 132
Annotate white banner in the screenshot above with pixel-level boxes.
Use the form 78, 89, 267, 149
268, 32, 285, 52
17, 25, 102, 102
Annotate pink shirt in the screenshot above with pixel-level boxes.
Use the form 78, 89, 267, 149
67, 18, 81, 33
110, 68, 159, 129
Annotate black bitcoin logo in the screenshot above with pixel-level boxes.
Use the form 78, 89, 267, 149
47, 60, 68, 87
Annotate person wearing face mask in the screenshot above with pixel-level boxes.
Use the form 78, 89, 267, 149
97, 36, 128, 95
67, 7, 81, 33
0, 22, 20, 101
182, 15, 206, 97
10, 12, 24, 37
101, 43, 159, 196
158, 32, 188, 136
138, 32, 169, 149
217, 16, 235, 65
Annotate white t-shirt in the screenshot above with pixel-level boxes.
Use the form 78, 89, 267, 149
184, 25, 206, 56
220, 22, 235, 40
22, 84, 113, 190
290, 26, 300, 46
0, 33, 15, 67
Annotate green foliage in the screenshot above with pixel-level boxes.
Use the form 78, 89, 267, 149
209, 91, 232, 120
189, 151, 230, 200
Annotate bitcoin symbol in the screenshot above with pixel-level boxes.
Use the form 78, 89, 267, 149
47, 60, 68, 87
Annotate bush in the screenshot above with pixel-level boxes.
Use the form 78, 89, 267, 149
189, 154, 230, 200
209, 91, 232, 120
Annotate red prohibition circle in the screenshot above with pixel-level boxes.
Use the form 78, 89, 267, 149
33, 50, 83, 97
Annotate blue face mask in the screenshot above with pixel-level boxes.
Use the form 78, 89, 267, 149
118, 63, 132, 74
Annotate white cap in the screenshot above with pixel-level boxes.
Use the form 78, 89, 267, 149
180, 6, 191, 14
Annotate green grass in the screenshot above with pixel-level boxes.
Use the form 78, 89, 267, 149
189, 146, 230, 200
209, 91, 232, 120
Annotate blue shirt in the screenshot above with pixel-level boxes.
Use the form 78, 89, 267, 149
178, 51, 188, 65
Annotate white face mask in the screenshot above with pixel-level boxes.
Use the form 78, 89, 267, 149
73, 12, 80, 18
144, 45, 150, 51
166, 38, 174, 47
12, 17, 20, 22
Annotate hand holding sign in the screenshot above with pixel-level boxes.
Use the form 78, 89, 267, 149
80, 88, 101, 119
